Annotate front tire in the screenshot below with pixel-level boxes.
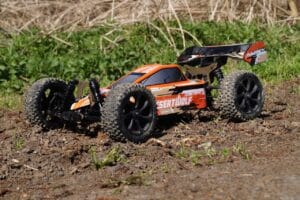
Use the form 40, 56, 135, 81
102, 83, 157, 143
218, 71, 264, 121
24, 78, 74, 129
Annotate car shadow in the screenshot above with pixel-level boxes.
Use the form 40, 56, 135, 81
64, 122, 100, 138
62, 108, 273, 141
152, 112, 208, 138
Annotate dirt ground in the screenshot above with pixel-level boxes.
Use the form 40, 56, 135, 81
0, 78, 299, 200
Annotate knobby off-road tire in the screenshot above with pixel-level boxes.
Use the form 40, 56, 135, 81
24, 78, 73, 129
102, 83, 157, 143
218, 71, 264, 121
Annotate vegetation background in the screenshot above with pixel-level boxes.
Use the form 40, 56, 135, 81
0, 0, 299, 108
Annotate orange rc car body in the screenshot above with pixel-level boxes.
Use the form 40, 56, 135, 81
71, 64, 207, 116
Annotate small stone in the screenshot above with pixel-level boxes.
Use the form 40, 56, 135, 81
190, 184, 199, 193
70, 167, 78, 175
58, 171, 65, 177
79, 162, 90, 169
10, 159, 22, 169
0, 175, 7, 180
22, 147, 34, 154
10, 163, 22, 169
291, 122, 300, 128
12, 159, 19, 163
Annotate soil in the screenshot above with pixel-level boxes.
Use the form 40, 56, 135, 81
0, 78, 299, 200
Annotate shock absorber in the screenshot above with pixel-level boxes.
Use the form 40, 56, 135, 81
214, 68, 224, 83
63, 79, 78, 108
89, 79, 103, 111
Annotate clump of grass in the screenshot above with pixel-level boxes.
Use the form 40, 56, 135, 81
175, 141, 252, 165
189, 150, 203, 165
289, 85, 300, 95
233, 142, 252, 160
122, 174, 149, 186
103, 173, 150, 188
13, 133, 25, 150
203, 144, 217, 158
220, 147, 230, 159
89, 146, 125, 170
175, 144, 189, 159
161, 163, 170, 173
0, 93, 22, 110
175, 142, 217, 165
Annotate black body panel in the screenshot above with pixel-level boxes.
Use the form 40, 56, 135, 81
178, 44, 250, 67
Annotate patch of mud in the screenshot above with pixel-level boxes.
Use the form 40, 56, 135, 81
0, 79, 299, 200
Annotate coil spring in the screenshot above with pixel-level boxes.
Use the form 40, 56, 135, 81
214, 69, 224, 82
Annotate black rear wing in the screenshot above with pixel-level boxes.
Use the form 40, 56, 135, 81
177, 41, 267, 67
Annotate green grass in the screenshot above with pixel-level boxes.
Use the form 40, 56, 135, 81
175, 142, 252, 165
0, 92, 22, 110
0, 21, 299, 95
89, 146, 124, 170
233, 142, 252, 160
13, 133, 25, 150
0, 21, 299, 110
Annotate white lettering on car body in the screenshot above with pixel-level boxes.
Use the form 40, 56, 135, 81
157, 96, 193, 109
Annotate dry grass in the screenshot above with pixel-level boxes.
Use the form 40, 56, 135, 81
0, 0, 298, 33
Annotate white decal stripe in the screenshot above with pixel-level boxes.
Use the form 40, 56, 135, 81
182, 88, 205, 95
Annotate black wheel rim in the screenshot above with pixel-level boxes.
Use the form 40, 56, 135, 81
121, 92, 154, 135
236, 76, 262, 114
40, 87, 65, 121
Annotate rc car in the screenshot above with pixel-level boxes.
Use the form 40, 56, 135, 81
24, 41, 267, 143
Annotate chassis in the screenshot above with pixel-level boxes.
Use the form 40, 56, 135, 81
24, 41, 267, 143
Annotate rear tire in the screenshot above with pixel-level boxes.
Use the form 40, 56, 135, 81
217, 71, 264, 121
24, 78, 74, 129
102, 83, 157, 143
